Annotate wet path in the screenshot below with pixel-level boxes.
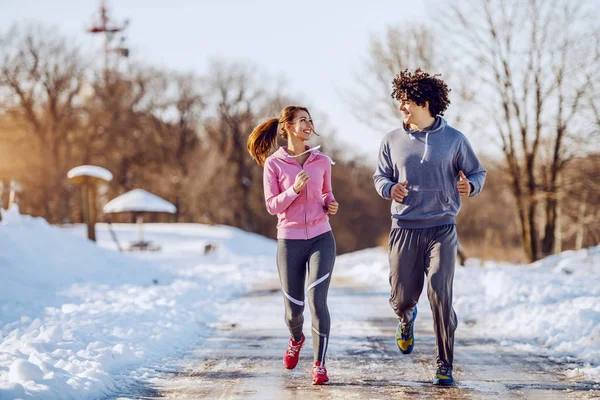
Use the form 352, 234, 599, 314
120, 278, 599, 399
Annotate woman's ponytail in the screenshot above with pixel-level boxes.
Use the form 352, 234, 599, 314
247, 117, 279, 166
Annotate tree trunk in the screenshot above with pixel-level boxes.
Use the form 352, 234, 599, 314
514, 188, 533, 262
527, 198, 540, 261
541, 196, 558, 257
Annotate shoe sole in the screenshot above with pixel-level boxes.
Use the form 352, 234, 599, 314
283, 361, 298, 370
432, 380, 455, 386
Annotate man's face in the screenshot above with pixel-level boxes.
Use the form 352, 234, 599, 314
398, 99, 429, 125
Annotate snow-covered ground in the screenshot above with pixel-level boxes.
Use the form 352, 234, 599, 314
0, 207, 276, 399
0, 205, 598, 399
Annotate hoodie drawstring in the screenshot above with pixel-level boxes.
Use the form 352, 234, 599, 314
284, 144, 336, 165
409, 132, 430, 164
420, 132, 429, 164
286, 145, 321, 159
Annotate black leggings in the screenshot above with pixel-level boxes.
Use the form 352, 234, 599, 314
276, 231, 336, 363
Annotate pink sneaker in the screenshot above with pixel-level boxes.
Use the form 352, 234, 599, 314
311, 361, 329, 385
283, 334, 305, 369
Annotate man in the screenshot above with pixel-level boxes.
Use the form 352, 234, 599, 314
373, 68, 486, 386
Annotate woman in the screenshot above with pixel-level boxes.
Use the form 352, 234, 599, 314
247, 105, 339, 385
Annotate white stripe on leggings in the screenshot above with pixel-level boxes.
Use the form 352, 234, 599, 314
283, 290, 304, 306
307, 273, 330, 291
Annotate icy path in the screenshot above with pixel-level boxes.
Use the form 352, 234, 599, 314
107, 276, 598, 400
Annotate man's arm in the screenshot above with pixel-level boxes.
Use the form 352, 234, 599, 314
373, 139, 396, 200
456, 136, 487, 197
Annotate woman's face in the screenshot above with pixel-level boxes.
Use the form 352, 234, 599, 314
286, 110, 314, 142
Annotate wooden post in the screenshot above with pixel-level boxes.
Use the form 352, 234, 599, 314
80, 178, 96, 241
136, 213, 144, 243
67, 166, 112, 244
88, 180, 97, 242
8, 180, 22, 208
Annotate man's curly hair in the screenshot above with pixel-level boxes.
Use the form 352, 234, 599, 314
391, 68, 451, 117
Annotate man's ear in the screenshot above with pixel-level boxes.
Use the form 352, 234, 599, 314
424, 101, 434, 117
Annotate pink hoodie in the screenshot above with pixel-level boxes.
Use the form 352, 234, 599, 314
263, 146, 336, 240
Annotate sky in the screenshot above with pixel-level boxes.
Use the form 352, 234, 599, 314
0, 0, 450, 163
0, 205, 598, 398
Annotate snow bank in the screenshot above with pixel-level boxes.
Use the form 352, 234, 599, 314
0, 206, 277, 399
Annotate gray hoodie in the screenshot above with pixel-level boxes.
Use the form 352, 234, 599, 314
373, 117, 486, 229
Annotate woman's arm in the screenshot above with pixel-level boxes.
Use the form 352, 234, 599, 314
264, 160, 299, 215
321, 160, 335, 206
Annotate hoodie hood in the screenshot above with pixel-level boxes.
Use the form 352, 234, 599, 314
273, 145, 336, 165
403, 116, 447, 135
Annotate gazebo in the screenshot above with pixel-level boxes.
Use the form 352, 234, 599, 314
103, 189, 176, 251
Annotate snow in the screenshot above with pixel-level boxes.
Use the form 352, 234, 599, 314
0, 206, 276, 399
0, 204, 598, 398
66, 166, 113, 182
103, 189, 176, 214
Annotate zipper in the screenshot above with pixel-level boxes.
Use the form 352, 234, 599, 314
289, 151, 314, 240
301, 155, 315, 240
304, 186, 308, 239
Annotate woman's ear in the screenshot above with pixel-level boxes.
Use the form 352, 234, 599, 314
281, 122, 290, 137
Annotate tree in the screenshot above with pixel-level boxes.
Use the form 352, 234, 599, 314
560, 154, 600, 250
197, 61, 269, 231
442, 0, 598, 261
147, 72, 204, 222
0, 24, 85, 222
347, 25, 436, 132
347, 24, 473, 133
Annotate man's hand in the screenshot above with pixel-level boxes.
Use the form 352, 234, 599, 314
327, 200, 339, 215
457, 170, 471, 197
391, 180, 409, 202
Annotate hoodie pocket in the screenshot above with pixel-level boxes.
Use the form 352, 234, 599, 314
438, 190, 451, 211
396, 189, 447, 216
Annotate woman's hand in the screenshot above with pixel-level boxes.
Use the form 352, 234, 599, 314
327, 200, 339, 215
293, 170, 309, 193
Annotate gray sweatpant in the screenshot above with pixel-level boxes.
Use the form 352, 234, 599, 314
277, 231, 336, 363
388, 224, 458, 368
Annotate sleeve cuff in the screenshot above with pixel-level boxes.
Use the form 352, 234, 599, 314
383, 182, 394, 200
286, 186, 300, 198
